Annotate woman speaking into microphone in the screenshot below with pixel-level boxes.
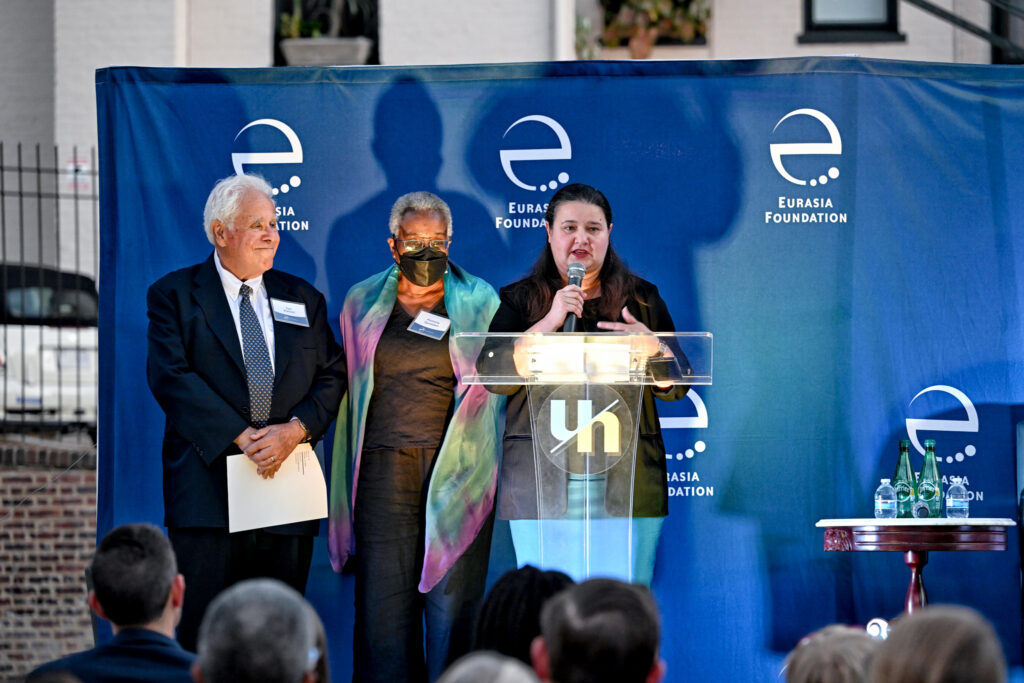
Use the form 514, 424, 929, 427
485, 182, 687, 585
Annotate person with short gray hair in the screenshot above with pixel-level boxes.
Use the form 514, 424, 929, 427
147, 173, 346, 651
192, 579, 321, 683
438, 651, 539, 683
388, 191, 453, 239
202, 174, 276, 245
329, 190, 503, 682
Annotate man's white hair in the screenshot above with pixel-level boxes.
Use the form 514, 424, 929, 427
203, 174, 275, 245
388, 191, 453, 238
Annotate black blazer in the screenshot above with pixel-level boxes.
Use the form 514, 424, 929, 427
146, 255, 346, 534
27, 628, 195, 683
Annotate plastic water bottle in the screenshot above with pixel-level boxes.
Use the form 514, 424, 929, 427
874, 478, 897, 519
945, 476, 969, 518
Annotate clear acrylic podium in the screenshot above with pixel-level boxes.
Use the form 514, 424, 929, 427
455, 332, 712, 582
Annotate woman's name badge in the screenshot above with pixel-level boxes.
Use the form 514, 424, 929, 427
408, 310, 450, 340
270, 298, 310, 327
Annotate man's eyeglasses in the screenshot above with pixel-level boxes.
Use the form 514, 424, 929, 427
395, 238, 449, 253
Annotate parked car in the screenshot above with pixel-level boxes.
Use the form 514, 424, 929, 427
0, 264, 98, 438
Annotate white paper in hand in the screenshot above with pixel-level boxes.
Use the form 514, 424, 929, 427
226, 443, 327, 533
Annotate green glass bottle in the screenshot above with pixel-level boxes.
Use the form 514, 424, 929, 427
917, 439, 943, 518
892, 439, 916, 518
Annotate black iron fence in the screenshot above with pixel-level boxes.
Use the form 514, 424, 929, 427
0, 143, 99, 442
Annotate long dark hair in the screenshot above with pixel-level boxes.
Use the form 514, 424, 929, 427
523, 183, 637, 323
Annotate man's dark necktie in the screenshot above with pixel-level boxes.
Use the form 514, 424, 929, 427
238, 284, 273, 428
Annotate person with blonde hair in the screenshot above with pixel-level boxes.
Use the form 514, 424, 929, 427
868, 605, 1006, 683
783, 624, 878, 683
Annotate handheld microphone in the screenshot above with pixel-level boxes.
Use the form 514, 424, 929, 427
563, 262, 586, 332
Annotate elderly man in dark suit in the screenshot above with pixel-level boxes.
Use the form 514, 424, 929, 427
27, 524, 194, 683
146, 174, 345, 650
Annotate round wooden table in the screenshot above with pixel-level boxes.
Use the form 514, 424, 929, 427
816, 518, 1016, 614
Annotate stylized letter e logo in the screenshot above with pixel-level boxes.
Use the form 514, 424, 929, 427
231, 119, 303, 195
500, 115, 572, 192
769, 109, 841, 187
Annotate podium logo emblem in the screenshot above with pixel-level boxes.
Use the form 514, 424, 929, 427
550, 399, 621, 454
536, 384, 635, 475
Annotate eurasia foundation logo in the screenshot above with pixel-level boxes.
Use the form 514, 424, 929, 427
770, 108, 841, 187
493, 114, 574, 230
500, 115, 572, 192
231, 119, 308, 231
764, 108, 848, 225
904, 384, 985, 503
661, 391, 713, 498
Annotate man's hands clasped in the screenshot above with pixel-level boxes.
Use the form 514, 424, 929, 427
235, 420, 307, 479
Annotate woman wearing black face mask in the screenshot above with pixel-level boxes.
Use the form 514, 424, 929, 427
328, 192, 504, 683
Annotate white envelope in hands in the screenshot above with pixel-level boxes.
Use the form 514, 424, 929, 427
226, 443, 327, 533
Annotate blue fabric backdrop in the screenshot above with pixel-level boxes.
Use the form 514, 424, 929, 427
96, 57, 1024, 679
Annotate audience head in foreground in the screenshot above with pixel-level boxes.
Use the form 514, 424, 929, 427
90, 522, 184, 633
474, 565, 574, 665
27, 523, 191, 682
438, 651, 540, 683
531, 578, 664, 683
868, 604, 1006, 683
192, 579, 321, 683
784, 624, 878, 683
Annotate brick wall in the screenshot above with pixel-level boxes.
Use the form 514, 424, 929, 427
0, 440, 97, 681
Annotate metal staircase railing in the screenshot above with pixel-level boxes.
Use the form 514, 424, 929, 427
903, 0, 1024, 59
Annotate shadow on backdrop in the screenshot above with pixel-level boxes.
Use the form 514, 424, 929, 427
323, 76, 500, 341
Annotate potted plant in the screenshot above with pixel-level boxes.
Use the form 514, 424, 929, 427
601, 0, 709, 59
279, 0, 374, 66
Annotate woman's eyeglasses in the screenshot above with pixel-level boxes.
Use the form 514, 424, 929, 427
395, 238, 449, 252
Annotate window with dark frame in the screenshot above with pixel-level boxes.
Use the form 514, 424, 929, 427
799, 0, 905, 44
992, 1, 1024, 64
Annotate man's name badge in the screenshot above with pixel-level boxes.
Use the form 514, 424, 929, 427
271, 298, 309, 327
408, 310, 450, 340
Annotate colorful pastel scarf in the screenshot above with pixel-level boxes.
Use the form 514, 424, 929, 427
328, 263, 504, 592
